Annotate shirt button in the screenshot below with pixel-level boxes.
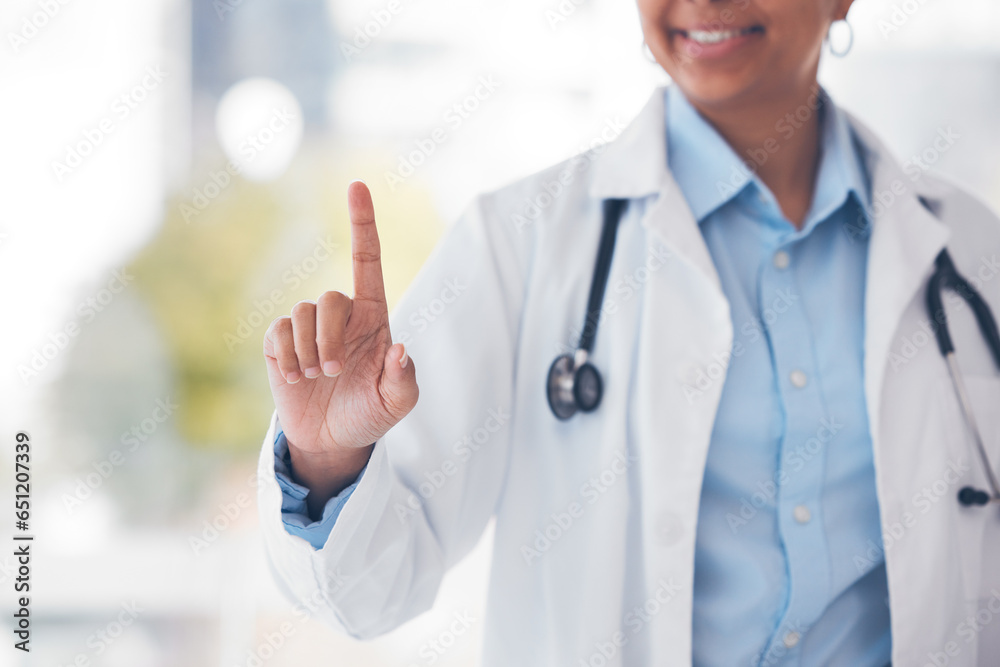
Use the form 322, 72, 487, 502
783, 631, 801, 648
773, 250, 790, 270
793, 505, 811, 524
790, 370, 808, 388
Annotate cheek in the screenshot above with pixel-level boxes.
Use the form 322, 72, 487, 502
636, 2, 676, 66
781, 26, 828, 70
763, 1, 830, 55
760, 17, 828, 73
636, 0, 671, 39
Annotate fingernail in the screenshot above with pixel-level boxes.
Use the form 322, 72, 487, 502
399, 345, 408, 369
304, 367, 321, 379
286, 371, 301, 384
323, 361, 342, 377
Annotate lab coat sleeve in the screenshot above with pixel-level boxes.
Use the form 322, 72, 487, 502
257, 191, 527, 638
273, 428, 365, 550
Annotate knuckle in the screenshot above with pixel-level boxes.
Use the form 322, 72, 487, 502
294, 331, 318, 352
316, 337, 343, 352
290, 300, 316, 318
269, 316, 292, 338
318, 290, 350, 309
352, 249, 381, 264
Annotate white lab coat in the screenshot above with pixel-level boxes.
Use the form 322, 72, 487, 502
258, 86, 1000, 666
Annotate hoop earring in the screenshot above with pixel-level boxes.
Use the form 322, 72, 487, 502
827, 19, 853, 58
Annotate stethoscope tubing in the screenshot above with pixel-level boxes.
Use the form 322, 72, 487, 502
944, 351, 1000, 501
927, 248, 1000, 505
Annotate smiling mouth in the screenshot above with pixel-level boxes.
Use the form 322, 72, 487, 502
674, 25, 765, 45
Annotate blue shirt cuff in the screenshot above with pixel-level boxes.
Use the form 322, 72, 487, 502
273, 428, 365, 550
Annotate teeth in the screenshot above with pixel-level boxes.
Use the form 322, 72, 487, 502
685, 27, 754, 44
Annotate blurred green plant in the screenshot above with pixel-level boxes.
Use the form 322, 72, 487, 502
129, 148, 444, 451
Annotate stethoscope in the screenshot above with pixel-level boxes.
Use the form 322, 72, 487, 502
927, 248, 1000, 507
547, 199, 627, 421
547, 198, 1000, 509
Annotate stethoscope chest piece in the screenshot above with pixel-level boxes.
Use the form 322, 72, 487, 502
547, 351, 603, 421
958, 486, 994, 507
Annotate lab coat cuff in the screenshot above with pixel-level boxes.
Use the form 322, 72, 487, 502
273, 428, 366, 550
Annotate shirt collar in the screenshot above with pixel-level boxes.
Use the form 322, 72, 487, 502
665, 84, 872, 234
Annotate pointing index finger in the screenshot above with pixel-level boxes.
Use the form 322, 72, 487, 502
348, 180, 387, 306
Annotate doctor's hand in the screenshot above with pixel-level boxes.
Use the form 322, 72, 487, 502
263, 181, 418, 510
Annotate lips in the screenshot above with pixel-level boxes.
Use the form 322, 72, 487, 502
667, 23, 766, 60
674, 25, 764, 45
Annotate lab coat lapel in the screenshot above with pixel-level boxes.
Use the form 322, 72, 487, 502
590, 84, 736, 664
633, 174, 733, 665
590, 86, 725, 298
850, 115, 951, 463
849, 115, 955, 657
642, 173, 726, 299
635, 181, 733, 665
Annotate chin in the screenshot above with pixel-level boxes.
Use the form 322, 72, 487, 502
667, 67, 763, 109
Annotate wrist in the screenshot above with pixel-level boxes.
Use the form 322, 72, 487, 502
287, 440, 373, 516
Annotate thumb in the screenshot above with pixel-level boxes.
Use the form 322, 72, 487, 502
379, 343, 419, 419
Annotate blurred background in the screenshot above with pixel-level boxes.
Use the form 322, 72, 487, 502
0, 0, 998, 664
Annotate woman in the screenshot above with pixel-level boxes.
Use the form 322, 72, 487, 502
258, 0, 1000, 664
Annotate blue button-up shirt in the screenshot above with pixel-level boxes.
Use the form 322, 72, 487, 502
274, 85, 891, 664
667, 85, 890, 666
